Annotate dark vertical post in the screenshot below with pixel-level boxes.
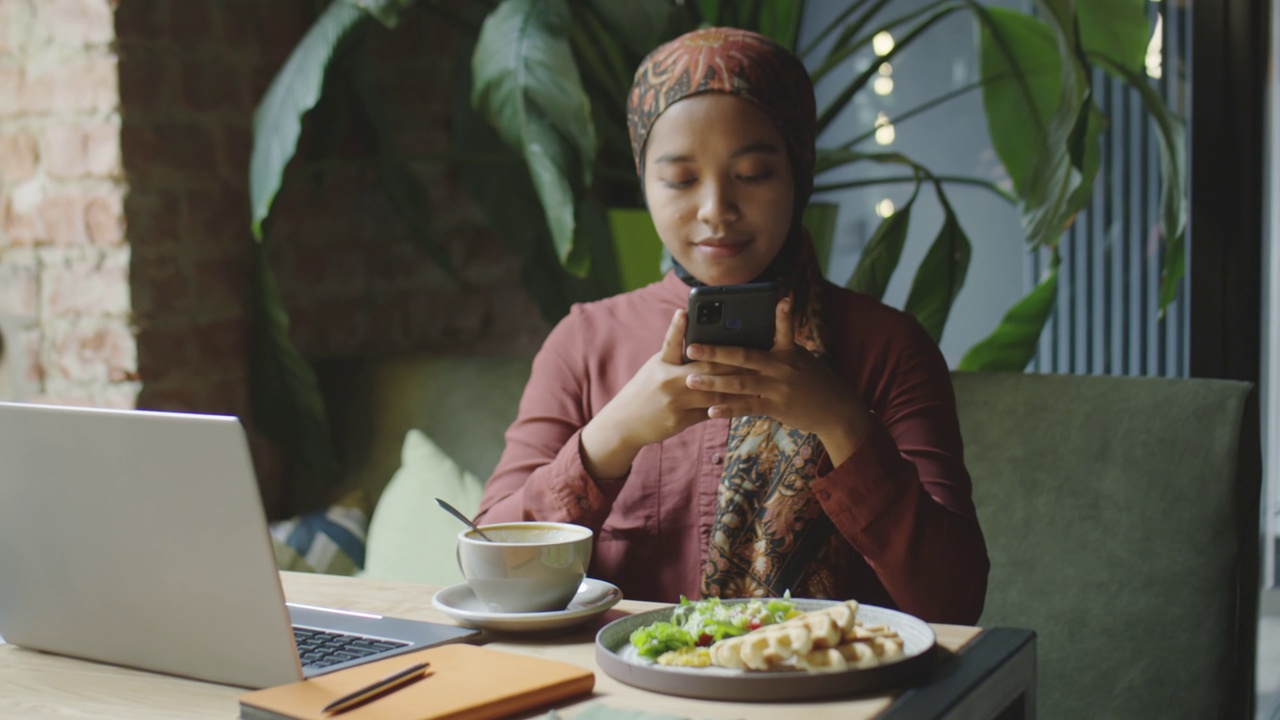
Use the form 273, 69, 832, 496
1189, 0, 1268, 383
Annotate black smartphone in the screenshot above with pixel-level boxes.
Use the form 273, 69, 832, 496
685, 282, 779, 356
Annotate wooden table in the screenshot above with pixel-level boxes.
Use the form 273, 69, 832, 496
0, 572, 1035, 719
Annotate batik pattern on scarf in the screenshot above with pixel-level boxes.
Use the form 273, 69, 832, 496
626, 27, 816, 201
626, 28, 838, 600
699, 232, 837, 599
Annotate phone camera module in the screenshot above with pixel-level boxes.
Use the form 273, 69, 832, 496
696, 301, 723, 325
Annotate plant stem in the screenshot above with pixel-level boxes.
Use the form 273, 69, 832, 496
815, 3, 964, 134
833, 77, 989, 149
815, 174, 1015, 202
797, 0, 874, 60
811, 0, 960, 83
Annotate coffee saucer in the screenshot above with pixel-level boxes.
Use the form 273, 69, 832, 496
431, 578, 623, 632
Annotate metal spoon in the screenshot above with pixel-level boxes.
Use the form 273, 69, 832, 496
435, 498, 494, 541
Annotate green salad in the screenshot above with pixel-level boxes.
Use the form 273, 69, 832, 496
629, 595, 799, 660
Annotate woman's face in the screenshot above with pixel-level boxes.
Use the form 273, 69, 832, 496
642, 93, 795, 287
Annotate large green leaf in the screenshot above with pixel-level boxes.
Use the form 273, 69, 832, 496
582, 0, 674, 59
454, 45, 613, 321
752, 0, 805, 50
977, 4, 1089, 248
1092, 52, 1188, 313
250, 238, 339, 512
976, 8, 1059, 198
472, 0, 596, 270
1077, 0, 1147, 76
847, 183, 920, 300
903, 193, 972, 342
250, 1, 369, 240
958, 259, 1059, 371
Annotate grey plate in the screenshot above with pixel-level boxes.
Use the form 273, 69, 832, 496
594, 599, 937, 702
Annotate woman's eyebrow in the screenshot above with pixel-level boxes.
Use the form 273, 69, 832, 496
652, 140, 781, 165
652, 151, 694, 165
730, 140, 780, 158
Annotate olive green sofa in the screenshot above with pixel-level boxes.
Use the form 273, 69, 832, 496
952, 372, 1258, 720
334, 356, 1259, 719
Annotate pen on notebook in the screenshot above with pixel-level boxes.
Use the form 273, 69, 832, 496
321, 661, 431, 715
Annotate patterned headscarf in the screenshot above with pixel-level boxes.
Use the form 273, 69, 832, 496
627, 27, 816, 205
627, 28, 840, 599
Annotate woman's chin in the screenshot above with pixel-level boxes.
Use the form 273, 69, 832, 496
688, 270, 754, 286
681, 261, 763, 287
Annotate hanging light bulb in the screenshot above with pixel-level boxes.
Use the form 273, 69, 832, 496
872, 31, 895, 57
1145, 13, 1164, 79
874, 112, 895, 145
875, 199, 896, 218
873, 62, 894, 95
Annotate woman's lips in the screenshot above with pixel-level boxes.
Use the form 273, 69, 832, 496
694, 237, 750, 259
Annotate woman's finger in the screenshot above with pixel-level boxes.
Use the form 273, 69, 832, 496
772, 297, 795, 351
661, 308, 687, 366
707, 396, 765, 419
686, 371, 761, 397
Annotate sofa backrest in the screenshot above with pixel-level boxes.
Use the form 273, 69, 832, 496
952, 371, 1258, 720
352, 358, 1261, 718
326, 353, 534, 508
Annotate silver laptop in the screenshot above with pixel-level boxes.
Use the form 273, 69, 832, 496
0, 401, 478, 688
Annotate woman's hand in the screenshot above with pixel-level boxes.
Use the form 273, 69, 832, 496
579, 309, 741, 480
683, 298, 873, 466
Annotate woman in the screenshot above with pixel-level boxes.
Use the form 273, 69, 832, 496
475, 27, 988, 624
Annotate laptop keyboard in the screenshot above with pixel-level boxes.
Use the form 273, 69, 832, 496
293, 627, 410, 670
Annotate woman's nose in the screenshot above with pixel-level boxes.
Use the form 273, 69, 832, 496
696, 180, 739, 226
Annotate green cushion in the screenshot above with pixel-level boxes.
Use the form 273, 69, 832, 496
362, 429, 485, 585
953, 371, 1257, 720
355, 354, 531, 585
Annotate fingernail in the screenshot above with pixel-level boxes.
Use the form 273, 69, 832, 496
687, 375, 701, 388
687, 345, 702, 359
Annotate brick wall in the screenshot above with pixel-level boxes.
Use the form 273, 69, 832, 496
0, 0, 132, 408
0, 1, 550, 518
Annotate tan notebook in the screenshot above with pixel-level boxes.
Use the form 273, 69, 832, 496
238, 644, 595, 720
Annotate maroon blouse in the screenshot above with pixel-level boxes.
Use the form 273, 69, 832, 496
476, 271, 989, 624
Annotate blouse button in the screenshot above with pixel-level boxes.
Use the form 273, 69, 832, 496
817, 490, 831, 501
578, 496, 591, 509
711, 453, 723, 465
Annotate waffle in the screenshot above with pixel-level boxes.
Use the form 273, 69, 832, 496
708, 600, 905, 673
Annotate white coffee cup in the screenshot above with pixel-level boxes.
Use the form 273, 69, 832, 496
456, 521, 593, 613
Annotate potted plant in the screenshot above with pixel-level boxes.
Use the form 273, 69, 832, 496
248, 0, 1183, 504
465, 0, 1183, 362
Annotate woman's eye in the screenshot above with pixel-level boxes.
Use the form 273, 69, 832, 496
661, 177, 696, 189
737, 170, 775, 183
